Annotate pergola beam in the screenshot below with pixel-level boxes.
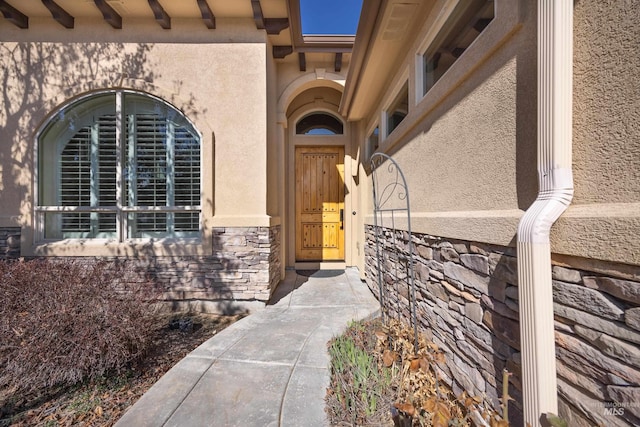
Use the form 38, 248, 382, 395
93, 0, 122, 29
251, 0, 288, 34
196, 0, 215, 29
148, 0, 171, 29
0, 0, 28, 29
251, 0, 265, 29
334, 52, 343, 72
273, 45, 293, 59
264, 17, 288, 35
41, 0, 74, 29
298, 52, 306, 71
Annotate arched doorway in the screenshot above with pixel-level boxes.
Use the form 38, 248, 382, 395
284, 87, 353, 268
294, 113, 345, 261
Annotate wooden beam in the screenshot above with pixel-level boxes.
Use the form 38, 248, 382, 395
334, 52, 343, 72
0, 0, 28, 29
196, 0, 215, 29
251, 0, 287, 34
41, 0, 74, 29
93, 0, 122, 29
264, 17, 288, 35
298, 52, 306, 72
273, 45, 293, 59
251, 0, 265, 30
148, 0, 171, 29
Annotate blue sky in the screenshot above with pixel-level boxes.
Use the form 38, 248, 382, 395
300, 0, 363, 35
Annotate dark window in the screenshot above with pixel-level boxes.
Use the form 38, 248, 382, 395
387, 82, 409, 136
296, 113, 344, 135
423, 0, 494, 95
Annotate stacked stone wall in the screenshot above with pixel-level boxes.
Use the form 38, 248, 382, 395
210, 226, 281, 303
15, 226, 281, 314
0, 227, 21, 260
365, 225, 640, 426
149, 225, 281, 312
552, 264, 640, 426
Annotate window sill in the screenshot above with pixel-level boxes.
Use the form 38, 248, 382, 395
29, 237, 210, 258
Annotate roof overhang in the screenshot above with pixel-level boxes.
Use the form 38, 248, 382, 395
0, 0, 290, 34
340, 0, 429, 121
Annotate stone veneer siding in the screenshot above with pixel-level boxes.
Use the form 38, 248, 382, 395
152, 226, 282, 312
365, 225, 640, 427
8, 226, 281, 313
0, 227, 21, 260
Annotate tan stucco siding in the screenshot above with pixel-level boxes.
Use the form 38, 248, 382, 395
393, 57, 520, 213
362, 1, 537, 248
207, 43, 269, 221
266, 40, 280, 220
572, 0, 640, 205
357, 0, 639, 265
549, 0, 640, 265
383, 57, 526, 246
0, 29, 272, 254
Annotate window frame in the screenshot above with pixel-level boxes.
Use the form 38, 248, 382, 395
366, 124, 380, 161
384, 80, 409, 138
34, 89, 203, 244
380, 66, 411, 141
416, 0, 495, 99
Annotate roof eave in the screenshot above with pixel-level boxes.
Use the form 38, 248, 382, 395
339, 0, 383, 120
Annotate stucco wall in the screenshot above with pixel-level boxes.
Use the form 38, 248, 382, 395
572, 0, 640, 205
359, 0, 639, 266
550, 0, 640, 265
0, 21, 272, 256
361, 0, 537, 248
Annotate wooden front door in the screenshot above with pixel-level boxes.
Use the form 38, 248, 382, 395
295, 146, 345, 261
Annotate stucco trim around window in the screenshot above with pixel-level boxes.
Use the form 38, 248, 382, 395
366, 123, 380, 162
32, 89, 210, 257
409, 0, 523, 134
345, 0, 524, 154
416, 0, 495, 99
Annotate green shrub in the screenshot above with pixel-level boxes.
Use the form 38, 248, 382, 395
0, 259, 158, 412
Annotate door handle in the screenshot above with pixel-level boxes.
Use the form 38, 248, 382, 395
340, 209, 344, 229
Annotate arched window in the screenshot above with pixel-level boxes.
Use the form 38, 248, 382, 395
296, 112, 344, 135
37, 90, 201, 240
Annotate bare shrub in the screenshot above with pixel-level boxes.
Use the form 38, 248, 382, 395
0, 258, 158, 409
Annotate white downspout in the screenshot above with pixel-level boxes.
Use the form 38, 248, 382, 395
516, 0, 573, 425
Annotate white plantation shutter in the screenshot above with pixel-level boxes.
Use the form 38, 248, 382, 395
60, 129, 91, 233
127, 113, 169, 234
38, 90, 201, 240
125, 112, 201, 236
59, 116, 117, 236
174, 126, 201, 232
97, 116, 117, 233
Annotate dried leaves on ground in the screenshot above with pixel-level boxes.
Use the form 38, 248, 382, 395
326, 318, 508, 426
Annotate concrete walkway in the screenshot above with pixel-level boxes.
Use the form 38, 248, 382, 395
115, 268, 379, 427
